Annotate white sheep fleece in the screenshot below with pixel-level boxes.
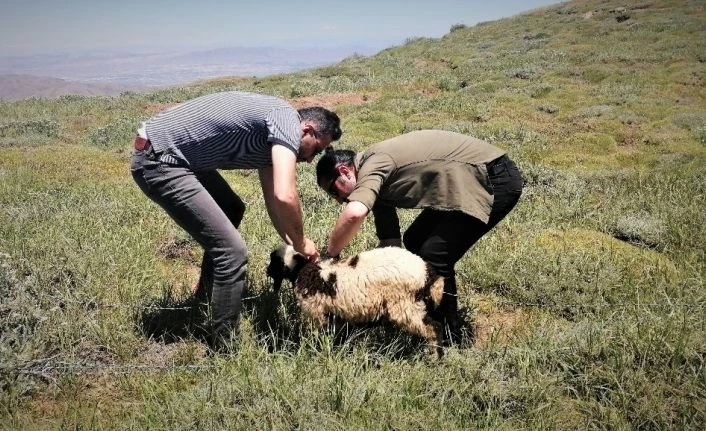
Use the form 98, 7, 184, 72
314, 248, 435, 320
272, 245, 445, 350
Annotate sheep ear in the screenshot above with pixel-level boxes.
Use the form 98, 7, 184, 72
293, 253, 309, 270
267, 251, 285, 290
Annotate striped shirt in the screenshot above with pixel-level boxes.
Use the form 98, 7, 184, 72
144, 91, 301, 171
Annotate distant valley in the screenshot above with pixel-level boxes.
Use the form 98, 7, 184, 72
0, 45, 379, 100
0, 74, 145, 101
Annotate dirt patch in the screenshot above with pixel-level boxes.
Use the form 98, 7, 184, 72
157, 236, 199, 262
140, 102, 179, 116
25, 342, 206, 425
414, 58, 453, 70
139, 340, 207, 367
473, 309, 525, 349
288, 92, 377, 109
414, 85, 441, 97
27, 372, 130, 424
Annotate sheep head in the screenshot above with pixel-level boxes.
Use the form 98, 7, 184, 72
267, 245, 309, 291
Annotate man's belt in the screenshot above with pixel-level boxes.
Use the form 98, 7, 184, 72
134, 136, 151, 151
487, 154, 509, 176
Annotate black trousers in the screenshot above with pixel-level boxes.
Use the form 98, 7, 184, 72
402, 155, 523, 320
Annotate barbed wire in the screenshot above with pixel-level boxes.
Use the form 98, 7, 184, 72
51, 293, 264, 311
47, 297, 706, 312
494, 300, 706, 310
1, 360, 219, 381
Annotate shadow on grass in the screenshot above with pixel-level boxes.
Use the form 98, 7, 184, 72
247, 278, 477, 359
137, 289, 211, 344
136, 276, 475, 359
136, 279, 267, 347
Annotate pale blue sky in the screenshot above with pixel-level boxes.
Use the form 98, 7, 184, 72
0, 0, 563, 56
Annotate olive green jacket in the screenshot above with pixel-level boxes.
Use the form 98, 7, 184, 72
348, 130, 506, 239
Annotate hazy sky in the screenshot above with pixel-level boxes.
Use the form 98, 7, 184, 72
0, 0, 563, 56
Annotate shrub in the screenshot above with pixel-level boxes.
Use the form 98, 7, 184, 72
0, 252, 45, 397
617, 113, 643, 125
87, 116, 142, 149
436, 75, 463, 91
695, 126, 706, 145
577, 105, 613, 117
557, 6, 578, 15
0, 119, 61, 147
612, 212, 666, 250
507, 65, 540, 80
672, 112, 706, 132
538, 104, 559, 114
530, 83, 556, 98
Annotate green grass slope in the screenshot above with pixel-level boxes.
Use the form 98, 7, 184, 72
1, 0, 704, 429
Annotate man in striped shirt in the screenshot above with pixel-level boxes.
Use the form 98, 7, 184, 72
131, 91, 341, 351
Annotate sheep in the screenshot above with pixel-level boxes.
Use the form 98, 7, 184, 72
267, 245, 446, 356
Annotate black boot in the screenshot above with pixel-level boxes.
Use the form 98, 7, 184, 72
433, 277, 462, 345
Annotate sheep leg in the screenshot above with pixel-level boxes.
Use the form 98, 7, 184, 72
309, 312, 329, 328
388, 301, 444, 357
423, 315, 445, 359
299, 301, 328, 327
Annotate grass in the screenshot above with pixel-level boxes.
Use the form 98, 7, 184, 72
1, 0, 705, 429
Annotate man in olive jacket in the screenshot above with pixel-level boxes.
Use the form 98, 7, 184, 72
315, 130, 523, 335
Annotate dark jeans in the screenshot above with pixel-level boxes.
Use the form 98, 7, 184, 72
130, 148, 247, 349
402, 155, 523, 321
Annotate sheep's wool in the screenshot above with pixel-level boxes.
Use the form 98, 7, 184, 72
271, 245, 445, 352
313, 248, 430, 320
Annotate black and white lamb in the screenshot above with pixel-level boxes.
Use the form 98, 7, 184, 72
267, 245, 446, 354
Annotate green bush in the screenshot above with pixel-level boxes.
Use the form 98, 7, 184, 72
0, 119, 61, 147
87, 116, 142, 149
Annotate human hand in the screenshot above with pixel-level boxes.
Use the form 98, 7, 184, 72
321, 250, 340, 261
295, 237, 319, 262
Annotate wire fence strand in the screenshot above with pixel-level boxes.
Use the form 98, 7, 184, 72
1, 360, 219, 380
49, 297, 706, 312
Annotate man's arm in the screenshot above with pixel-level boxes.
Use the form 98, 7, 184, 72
259, 145, 318, 259
326, 201, 370, 257
258, 165, 287, 241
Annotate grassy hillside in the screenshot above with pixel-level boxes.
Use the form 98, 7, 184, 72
1, 0, 704, 429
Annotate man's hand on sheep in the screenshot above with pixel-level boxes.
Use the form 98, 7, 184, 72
320, 250, 340, 261
295, 237, 319, 262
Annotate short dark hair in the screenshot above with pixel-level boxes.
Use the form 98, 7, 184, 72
316, 149, 356, 184
298, 107, 342, 141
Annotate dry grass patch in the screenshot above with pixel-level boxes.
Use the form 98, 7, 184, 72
138, 340, 208, 367
534, 228, 680, 283
472, 308, 527, 350
139, 102, 179, 116
0, 144, 128, 184
288, 92, 378, 110
24, 372, 136, 428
